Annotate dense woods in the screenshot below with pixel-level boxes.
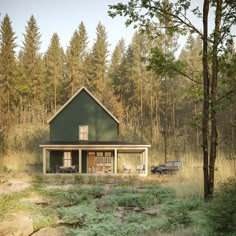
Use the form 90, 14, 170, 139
0, 12, 235, 155
0, 2, 235, 234
0, 0, 236, 201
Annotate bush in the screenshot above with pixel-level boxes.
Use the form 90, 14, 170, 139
40, 186, 105, 206
158, 198, 203, 232
145, 185, 175, 203
205, 177, 236, 236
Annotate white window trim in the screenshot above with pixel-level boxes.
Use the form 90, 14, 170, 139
64, 152, 72, 167
79, 125, 88, 140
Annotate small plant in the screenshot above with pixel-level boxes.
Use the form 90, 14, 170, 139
0, 188, 31, 220
86, 175, 97, 185
145, 185, 175, 203
205, 177, 236, 236
110, 186, 133, 195
32, 207, 58, 231
74, 174, 84, 184
159, 198, 203, 232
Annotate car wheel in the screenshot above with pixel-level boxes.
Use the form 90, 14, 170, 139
155, 171, 161, 175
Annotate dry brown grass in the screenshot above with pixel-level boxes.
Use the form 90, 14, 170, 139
163, 152, 236, 198
1, 151, 41, 173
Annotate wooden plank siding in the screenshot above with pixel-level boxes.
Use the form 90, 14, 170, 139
49, 89, 119, 142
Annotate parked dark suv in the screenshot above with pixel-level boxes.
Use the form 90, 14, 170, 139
151, 160, 182, 175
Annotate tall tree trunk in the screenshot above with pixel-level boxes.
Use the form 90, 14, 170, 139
202, 0, 210, 200
150, 76, 153, 144
155, 87, 160, 146
164, 27, 168, 163
195, 103, 199, 150
54, 73, 57, 111
140, 73, 143, 140
209, 0, 222, 197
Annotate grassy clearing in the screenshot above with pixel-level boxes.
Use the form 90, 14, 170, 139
0, 151, 235, 235
0, 174, 204, 235
0, 174, 235, 235
0, 185, 58, 231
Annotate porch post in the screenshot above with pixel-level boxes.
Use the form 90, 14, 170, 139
145, 148, 148, 176
79, 149, 82, 173
43, 148, 47, 174
114, 149, 118, 174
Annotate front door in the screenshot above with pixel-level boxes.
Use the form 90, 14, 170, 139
88, 152, 95, 173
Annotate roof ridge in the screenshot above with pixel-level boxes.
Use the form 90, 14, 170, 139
47, 86, 119, 124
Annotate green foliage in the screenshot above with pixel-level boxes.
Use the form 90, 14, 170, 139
57, 204, 95, 226
205, 177, 236, 236
160, 198, 203, 231
66, 21, 88, 96
110, 186, 133, 195
40, 186, 105, 205
74, 174, 84, 184
45, 32, 65, 110
32, 206, 58, 231
97, 184, 175, 211
145, 185, 175, 203
0, 14, 17, 128
0, 186, 57, 231
17, 15, 43, 99
67, 213, 122, 236
0, 189, 31, 220
147, 46, 185, 78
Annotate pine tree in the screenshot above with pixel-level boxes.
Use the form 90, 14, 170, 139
45, 33, 65, 111
109, 38, 126, 80
0, 14, 17, 127
112, 32, 153, 141
18, 15, 43, 123
179, 34, 203, 150
66, 22, 88, 97
89, 22, 109, 92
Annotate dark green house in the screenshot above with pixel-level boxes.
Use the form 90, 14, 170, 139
40, 87, 150, 175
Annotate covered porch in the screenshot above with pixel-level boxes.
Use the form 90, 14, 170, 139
40, 141, 150, 176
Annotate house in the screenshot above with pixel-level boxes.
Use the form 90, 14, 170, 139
40, 86, 151, 175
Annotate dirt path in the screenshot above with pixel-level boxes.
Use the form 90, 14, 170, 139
0, 174, 31, 195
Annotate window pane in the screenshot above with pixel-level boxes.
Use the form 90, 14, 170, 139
64, 152, 71, 167
79, 125, 88, 140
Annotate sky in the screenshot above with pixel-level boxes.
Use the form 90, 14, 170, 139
0, 0, 135, 54
1, 0, 236, 57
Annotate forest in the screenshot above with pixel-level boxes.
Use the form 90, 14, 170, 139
0, 11, 235, 155
0, 1, 236, 235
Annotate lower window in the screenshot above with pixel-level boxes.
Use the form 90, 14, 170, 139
64, 152, 72, 167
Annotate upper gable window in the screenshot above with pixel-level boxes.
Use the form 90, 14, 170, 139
79, 125, 88, 140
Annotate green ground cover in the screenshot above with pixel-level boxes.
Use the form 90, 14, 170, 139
0, 175, 235, 236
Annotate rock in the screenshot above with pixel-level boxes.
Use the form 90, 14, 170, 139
0, 214, 33, 236
32, 226, 66, 236
144, 208, 160, 216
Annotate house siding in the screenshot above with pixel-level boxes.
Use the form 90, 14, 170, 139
50, 90, 119, 141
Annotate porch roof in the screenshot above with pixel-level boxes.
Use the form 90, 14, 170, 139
40, 140, 151, 151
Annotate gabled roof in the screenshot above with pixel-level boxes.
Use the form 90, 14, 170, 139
47, 86, 120, 124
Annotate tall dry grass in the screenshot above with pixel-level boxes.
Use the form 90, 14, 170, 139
1, 151, 42, 173
164, 152, 236, 198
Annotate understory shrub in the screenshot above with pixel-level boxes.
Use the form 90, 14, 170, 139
40, 186, 105, 205
160, 198, 203, 231
205, 177, 236, 236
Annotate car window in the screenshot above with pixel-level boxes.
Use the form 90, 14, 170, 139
165, 162, 173, 167
173, 161, 181, 167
